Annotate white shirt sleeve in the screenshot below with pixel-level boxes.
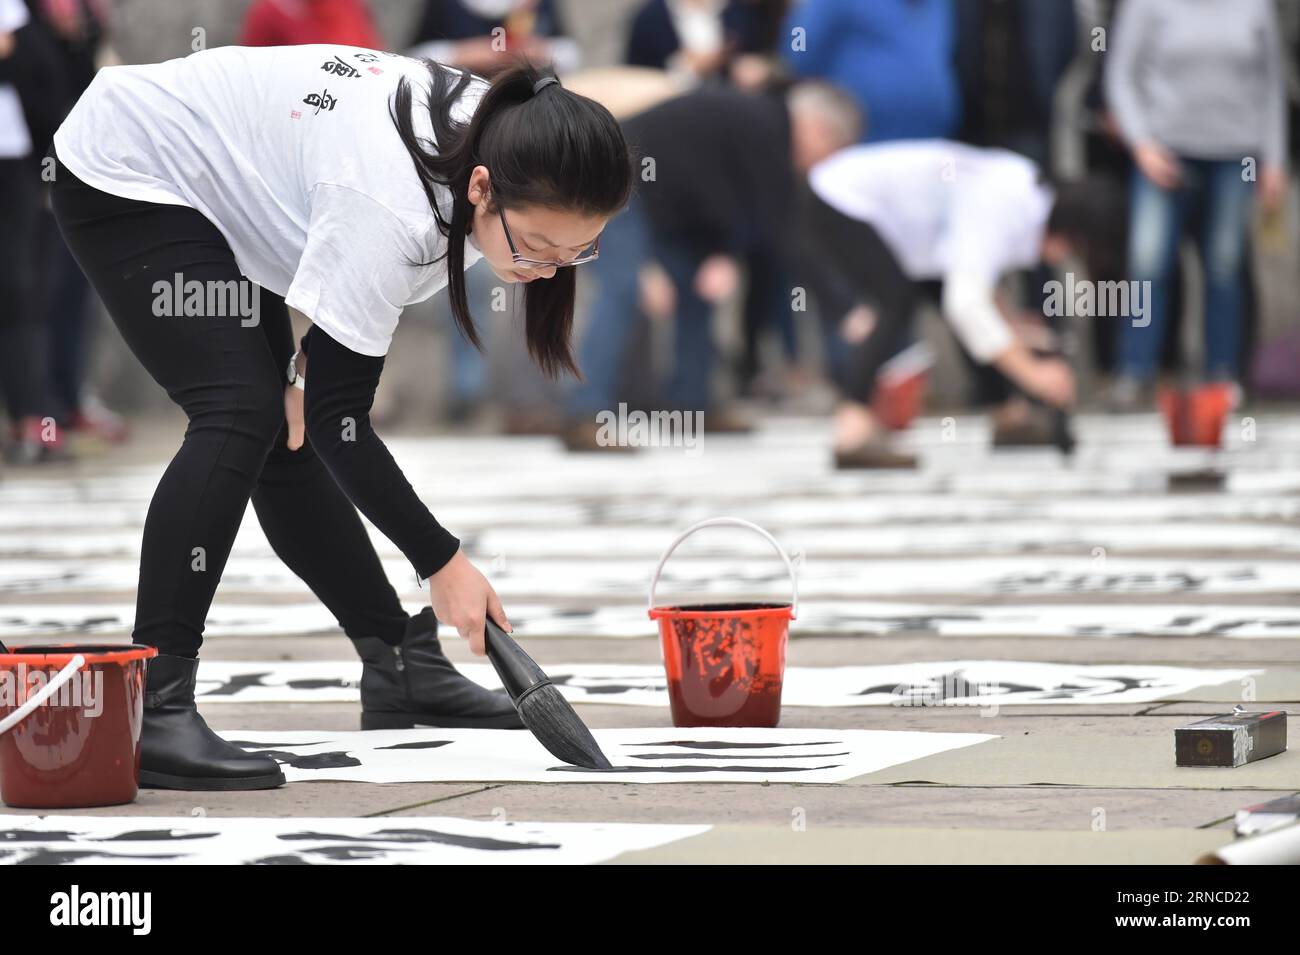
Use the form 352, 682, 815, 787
941, 273, 1014, 364
939, 179, 1023, 364
285, 183, 433, 357
0, 0, 29, 32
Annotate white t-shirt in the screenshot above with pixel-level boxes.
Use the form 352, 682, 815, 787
809, 140, 1054, 363
54, 44, 488, 356
0, 0, 32, 159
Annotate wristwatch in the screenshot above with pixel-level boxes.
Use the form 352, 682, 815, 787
286, 350, 305, 390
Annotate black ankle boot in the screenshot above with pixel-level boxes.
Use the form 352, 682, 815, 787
355, 608, 525, 730
139, 653, 286, 791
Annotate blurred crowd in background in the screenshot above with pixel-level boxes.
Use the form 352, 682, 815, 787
0, 0, 1297, 466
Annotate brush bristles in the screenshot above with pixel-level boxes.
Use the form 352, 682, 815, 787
518, 687, 612, 770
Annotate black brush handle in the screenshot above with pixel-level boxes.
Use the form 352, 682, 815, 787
484, 619, 548, 701
1051, 407, 1076, 456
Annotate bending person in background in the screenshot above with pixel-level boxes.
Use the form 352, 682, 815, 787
802, 140, 1118, 468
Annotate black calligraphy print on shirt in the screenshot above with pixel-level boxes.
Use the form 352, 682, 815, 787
321, 56, 362, 79
302, 88, 339, 115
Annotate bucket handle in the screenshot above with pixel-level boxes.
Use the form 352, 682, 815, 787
0, 654, 86, 736
648, 517, 798, 619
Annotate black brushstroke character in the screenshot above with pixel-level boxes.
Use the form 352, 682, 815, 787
322, 56, 361, 78
277, 828, 561, 851
17, 849, 187, 865
549, 764, 844, 774
625, 751, 851, 760
302, 89, 338, 115
625, 740, 842, 749
239, 748, 361, 770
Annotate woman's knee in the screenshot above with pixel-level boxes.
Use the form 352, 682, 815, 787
1128, 193, 1178, 279
184, 373, 284, 453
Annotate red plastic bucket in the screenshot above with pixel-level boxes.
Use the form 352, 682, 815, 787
1158, 384, 1237, 448
0, 643, 156, 808
648, 518, 798, 727
871, 342, 933, 432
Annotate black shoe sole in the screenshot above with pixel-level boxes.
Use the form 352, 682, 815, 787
138, 768, 287, 791
361, 709, 526, 731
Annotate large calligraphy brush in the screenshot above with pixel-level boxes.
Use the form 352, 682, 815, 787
484, 619, 612, 770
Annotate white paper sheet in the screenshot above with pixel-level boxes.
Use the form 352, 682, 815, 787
212, 727, 996, 784
0, 814, 709, 865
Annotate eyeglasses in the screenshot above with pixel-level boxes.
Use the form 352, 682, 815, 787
496, 204, 600, 269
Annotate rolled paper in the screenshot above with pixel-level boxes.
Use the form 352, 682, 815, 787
1197, 822, 1300, 865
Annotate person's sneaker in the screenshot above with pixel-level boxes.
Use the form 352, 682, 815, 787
1104, 376, 1153, 413
992, 409, 1056, 447
65, 397, 130, 445
833, 437, 917, 470
559, 418, 636, 453
3, 417, 74, 465
703, 407, 753, 434
354, 609, 526, 730
502, 408, 561, 435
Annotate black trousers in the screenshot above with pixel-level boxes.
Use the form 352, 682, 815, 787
49, 155, 410, 657
804, 191, 917, 403
0, 157, 46, 422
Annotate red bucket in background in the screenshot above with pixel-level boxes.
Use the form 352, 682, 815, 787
648, 518, 798, 727
0, 644, 156, 809
871, 342, 933, 432
1158, 383, 1237, 448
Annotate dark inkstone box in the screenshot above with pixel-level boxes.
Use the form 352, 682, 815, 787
1175, 710, 1287, 767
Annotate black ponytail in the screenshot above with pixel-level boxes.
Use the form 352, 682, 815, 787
391, 60, 633, 379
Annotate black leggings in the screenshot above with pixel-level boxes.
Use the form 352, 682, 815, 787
50, 157, 410, 657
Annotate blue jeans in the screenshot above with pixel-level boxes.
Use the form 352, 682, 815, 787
448, 258, 501, 405
567, 196, 652, 415
1120, 157, 1254, 382
656, 238, 715, 412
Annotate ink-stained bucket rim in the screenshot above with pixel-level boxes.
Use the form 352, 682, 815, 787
0, 643, 158, 669
649, 601, 794, 620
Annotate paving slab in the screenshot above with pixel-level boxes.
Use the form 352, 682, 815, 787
0, 783, 493, 819
602, 825, 1233, 864
382, 783, 1285, 831
852, 717, 1300, 789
